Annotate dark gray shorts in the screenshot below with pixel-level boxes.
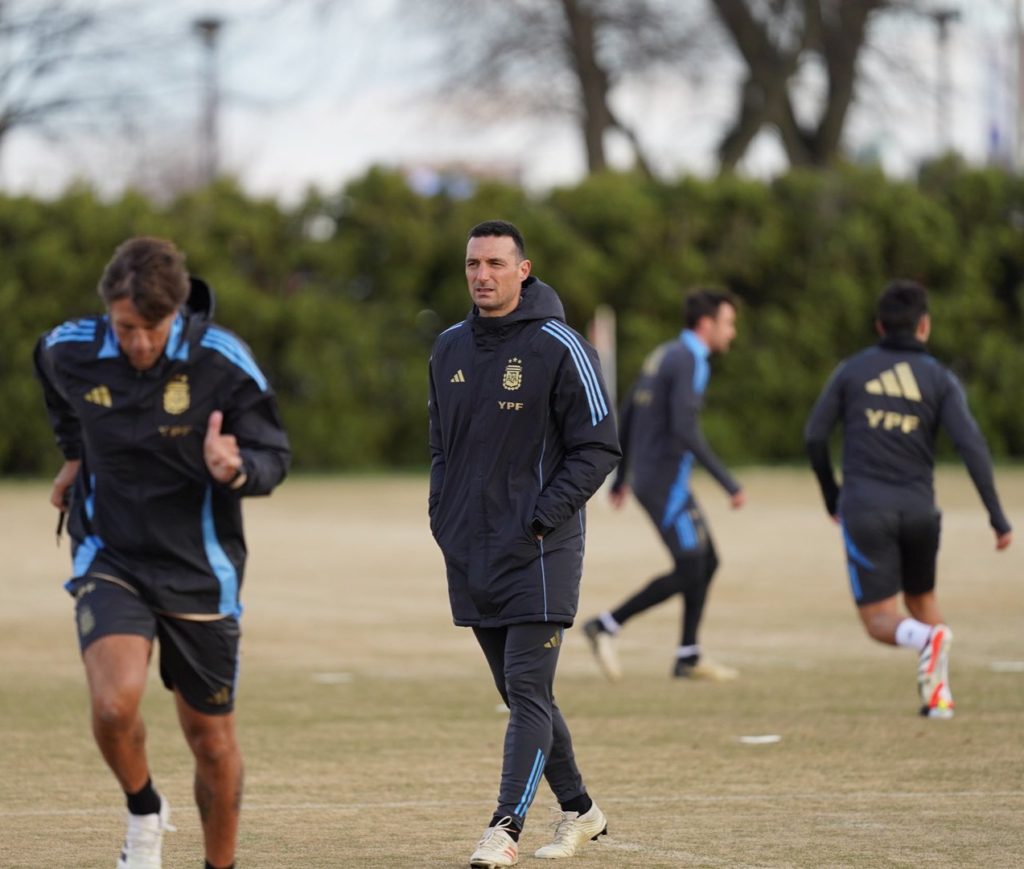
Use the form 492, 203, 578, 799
840, 508, 941, 605
70, 575, 240, 715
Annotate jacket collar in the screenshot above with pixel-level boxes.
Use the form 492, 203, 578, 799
878, 333, 927, 353
681, 329, 710, 359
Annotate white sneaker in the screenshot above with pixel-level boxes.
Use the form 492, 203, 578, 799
469, 816, 519, 868
116, 796, 175, 869
919, 624, 954, 718
534, 802, 608, 859
583, 619, 622, 682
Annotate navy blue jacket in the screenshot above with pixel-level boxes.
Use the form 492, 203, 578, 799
34, 308, 291, 616
804, 334, 1010, 534
428, 277, 620, 627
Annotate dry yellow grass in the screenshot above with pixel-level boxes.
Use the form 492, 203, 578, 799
1, 468, 1022, 868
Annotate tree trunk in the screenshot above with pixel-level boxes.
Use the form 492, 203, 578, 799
711, 0, 888, 170
560, 0, 614, 173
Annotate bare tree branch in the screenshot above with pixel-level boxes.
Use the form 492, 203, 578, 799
710, 0, 896, 169
403, 0, 702, 176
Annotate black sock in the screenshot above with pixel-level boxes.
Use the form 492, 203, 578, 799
488, 815, 521, 841
560, 792, 592, 815
205, 862, 234, 869
125, 777, 161, 816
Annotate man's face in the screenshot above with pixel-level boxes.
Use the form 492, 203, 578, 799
706, 303, 737, 354
108, 297, 176, 370
465, 234, 531, 318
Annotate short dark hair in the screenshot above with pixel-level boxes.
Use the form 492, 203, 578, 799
98, 237, 190, 322
877, 280, 928, 336
468, 220, 526, 260
684, 289, 737, 329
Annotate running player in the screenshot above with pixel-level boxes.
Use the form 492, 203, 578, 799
804, 279, 1011, 718
35, 237, 290, 868
583, 289, 746, 682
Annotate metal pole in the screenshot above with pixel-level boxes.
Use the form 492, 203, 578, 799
193, 17, 223, 187
931, 9, 960, 154
1016, 0, 1024, 170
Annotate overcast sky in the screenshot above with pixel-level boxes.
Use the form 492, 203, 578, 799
1, 0, 1021, 201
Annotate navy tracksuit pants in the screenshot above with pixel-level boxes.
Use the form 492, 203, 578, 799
473, 623, 586, 827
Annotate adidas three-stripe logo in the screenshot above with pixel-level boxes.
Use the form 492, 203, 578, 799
450, 369, 466, 383
84, 386, 112, 407
540, 321, 609, 426
865, 362, 921, 402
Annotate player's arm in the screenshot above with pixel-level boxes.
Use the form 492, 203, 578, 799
804, 363, 844, 518
213, 375, 291, 496
32, 335, 83, 510
938, 371, 1012, 545
427, 360, 446, 522
667, 353, 741, 499
531, 338, 621, 535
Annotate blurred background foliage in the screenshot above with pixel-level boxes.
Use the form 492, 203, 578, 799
4, 156, 1024, 475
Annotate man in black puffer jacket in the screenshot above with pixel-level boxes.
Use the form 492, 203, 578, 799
428, 220, 619, 867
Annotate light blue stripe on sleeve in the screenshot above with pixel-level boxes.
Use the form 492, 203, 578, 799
201, 327, 268, 391
98, 318, 120, 358
45, 319, 96, 348
544, 321, 609, 418
540, 322, 608, 425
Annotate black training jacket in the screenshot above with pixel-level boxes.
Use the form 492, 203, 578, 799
34, 307, 291, 616
804, 334, 1010, 534
428, 277, 620, 627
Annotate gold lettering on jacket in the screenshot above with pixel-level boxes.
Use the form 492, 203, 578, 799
865, 408, 919, 434
498, 401, 524, 411
159, 425, 193, 438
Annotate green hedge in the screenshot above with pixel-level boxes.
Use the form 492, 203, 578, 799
4, 157, 1023, 475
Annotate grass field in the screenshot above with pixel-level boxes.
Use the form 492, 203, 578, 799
1, 468, 1022, 868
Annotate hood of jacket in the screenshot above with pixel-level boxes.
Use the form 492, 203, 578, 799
468, 276, 565, 345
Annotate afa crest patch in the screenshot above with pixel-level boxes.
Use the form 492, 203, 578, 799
502, 357, 523, 391
163, 374, 190, 415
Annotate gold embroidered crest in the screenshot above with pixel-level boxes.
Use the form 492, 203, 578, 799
163, 374, 190, 415
502, 357, 523, 391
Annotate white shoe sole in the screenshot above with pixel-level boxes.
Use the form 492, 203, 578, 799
590, 633, 622, 682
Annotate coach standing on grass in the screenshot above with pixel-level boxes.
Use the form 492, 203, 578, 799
804, 279, 1011, 719
34, 237, 290, 869
428, 220, 620, 867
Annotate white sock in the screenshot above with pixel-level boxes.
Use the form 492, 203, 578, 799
894, 618, 932, 651
676, 644, 700, 659
598, 612, 620, 634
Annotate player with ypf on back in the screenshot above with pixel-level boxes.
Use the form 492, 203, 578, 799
804, 279, 1011, 719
